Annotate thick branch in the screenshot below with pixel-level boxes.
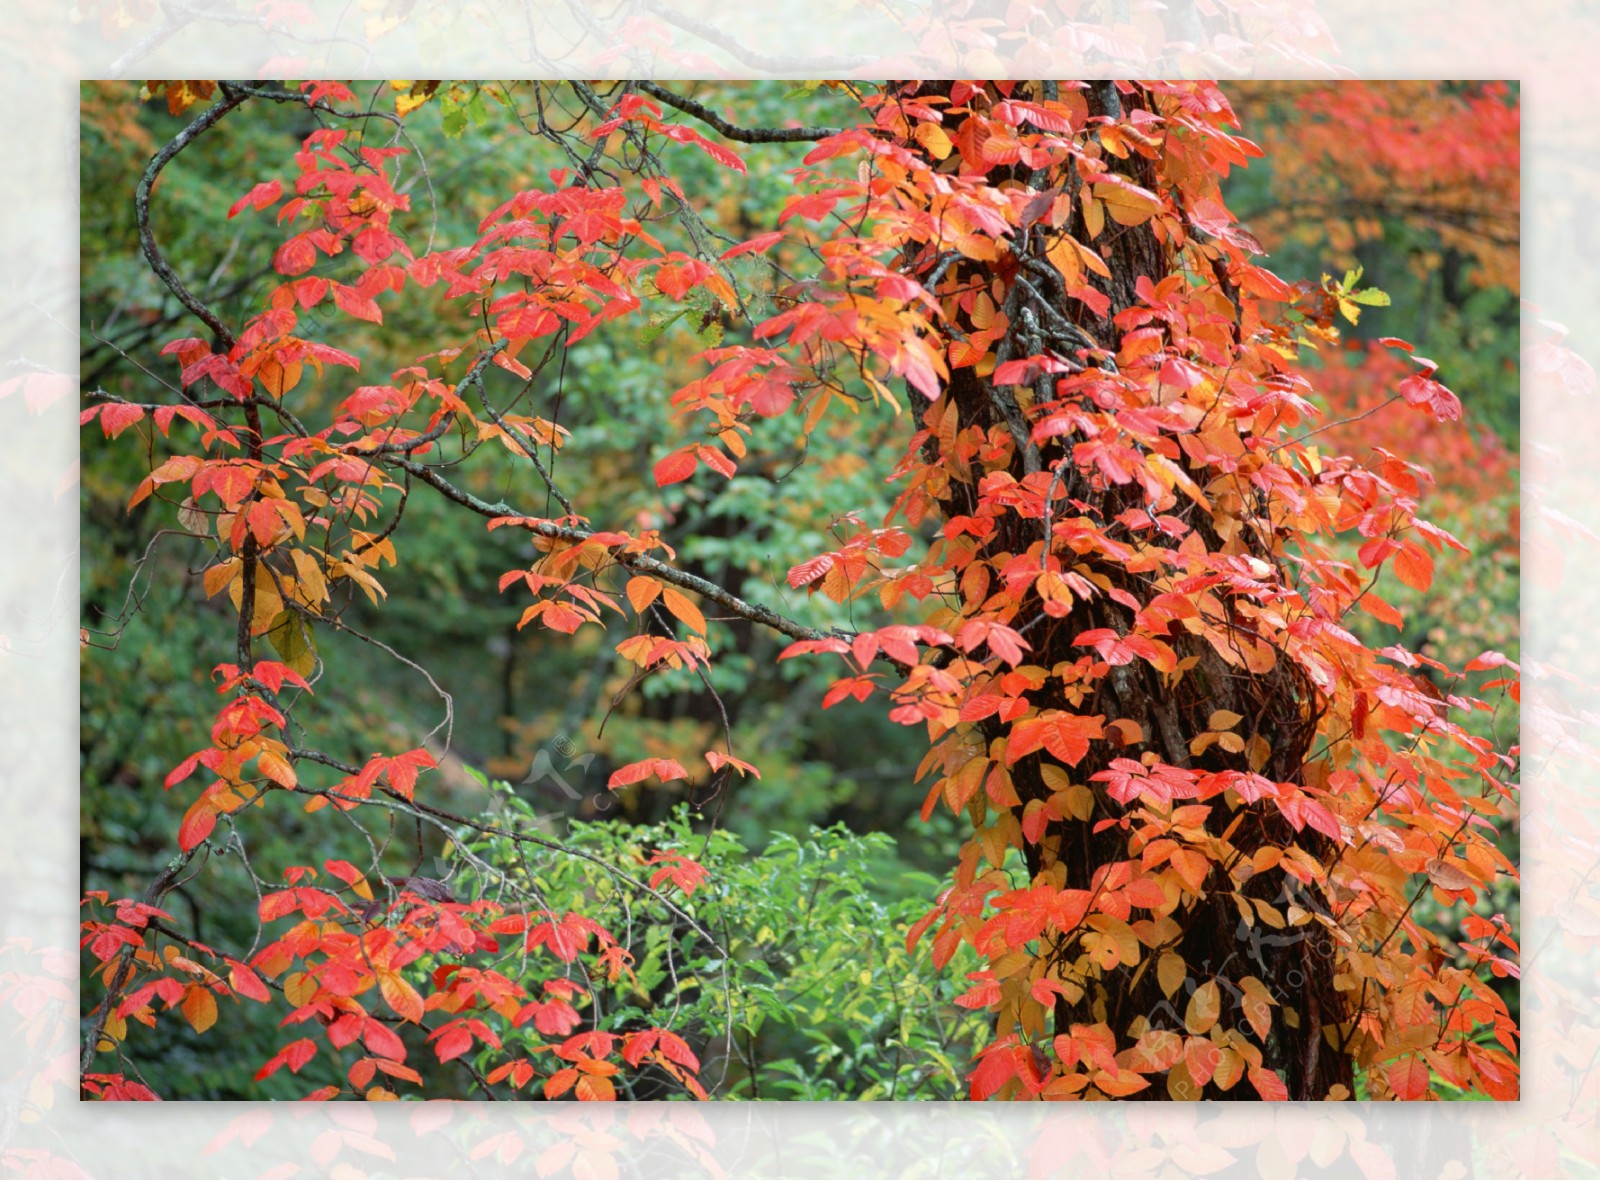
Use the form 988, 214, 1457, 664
636, 81, 841, 143
134, 87, 250, 349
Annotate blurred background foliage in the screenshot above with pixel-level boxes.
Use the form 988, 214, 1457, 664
79, 79, 1518, 1099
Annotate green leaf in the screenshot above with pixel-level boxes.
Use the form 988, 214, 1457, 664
265, 610, 316, 678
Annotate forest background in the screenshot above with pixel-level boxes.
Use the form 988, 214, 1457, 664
78, 78, 1520, 1101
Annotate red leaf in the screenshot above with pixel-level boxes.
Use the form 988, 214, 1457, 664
786, 554, 833, 589
1249, 1066, 1289, 1101
332, 282, 383, 324
255, 1038, 318, 1080
227, 180, 283, 219
93, 403, 146, 438
1386, 1055, 1431, 1100
608, 757, 688, 789
654, 448, 698, 487
353, 226, 402, 264
969, 1042, 1021, 1100
721, 231, 784, 259
273, 234, 317, 276
177, 796, 219, 852
229, 962, 271, 1003
433, 1024, 473, 1063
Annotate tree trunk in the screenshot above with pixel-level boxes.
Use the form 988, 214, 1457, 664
902, 80, 1351, 1100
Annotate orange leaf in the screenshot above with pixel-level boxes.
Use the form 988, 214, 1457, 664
1093, 1067, 1150, 1097
1249, 1066, 1289, 1101
626, 576, 661, 615
1168, 847, 1210, 894
257, 749, 297, 788
660, 587, 706, 635
181, 984, 218, 1034
1394, 542, 1434, 592
378, 969, 424, 1024
1359, 592, 1404, 628
705, 750, 760, 778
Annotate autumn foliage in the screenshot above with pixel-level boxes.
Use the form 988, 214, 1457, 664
81, 79, 1518, 1102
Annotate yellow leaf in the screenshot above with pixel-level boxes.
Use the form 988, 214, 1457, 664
1239, 976, 1275, 1040
1094, 180, 1163, 226
290, 549, 328, 608
1184, 980, 1220, 1035
1072, 236, 1111, 279
1157, 952, 1186, 999
660, 586, 706, 635
99, 1009, 127, 1051
266, 610, 317, 678
257, 358, 302, 399
392, 80, 440, 117
1039, 764, 1070, 792
1086, 914, 1140, 970
915, 123, 953, 160
1045, 233, 1082, 287
1059, 783, 1095, 821
1246, 735, 1272, 772
977, 822, 1006, 868
1251, 897, 1286, 929
944, 756, 987, 813
1212, 1046, 1244, 1091
1426, 857, 1473, 891
1083, 191, 1105, 240
1207, 709, 1243, 731
284, 971, 317, 1006
1105, 718, 1144, 746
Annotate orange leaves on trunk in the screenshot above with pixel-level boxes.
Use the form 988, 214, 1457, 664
760, 79, 1518, 1103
